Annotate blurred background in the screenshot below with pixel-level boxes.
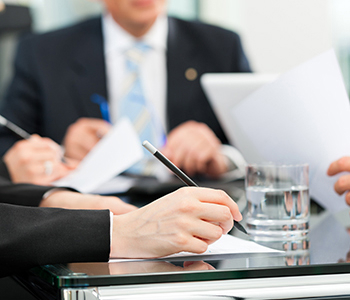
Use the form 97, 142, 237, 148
0, 0, 349, 100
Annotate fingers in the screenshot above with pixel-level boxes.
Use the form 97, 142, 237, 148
333, 174, 350, 195
163, 121, 226, 177
3, 135, 72, 184
327, 156, 350, 176
110, 187, 241, 259
184, 187, 242, 221
63, 118, 111, 160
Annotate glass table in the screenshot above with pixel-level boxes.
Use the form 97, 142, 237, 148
14, 180, 350, 300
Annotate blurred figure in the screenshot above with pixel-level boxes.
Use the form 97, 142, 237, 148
0, 0, 250, 184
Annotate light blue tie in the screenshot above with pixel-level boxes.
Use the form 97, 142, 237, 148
119, 42, 165, 175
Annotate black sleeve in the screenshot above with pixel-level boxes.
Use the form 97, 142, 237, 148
0, 204, 110, 277
0, 176, 52, 207
0, 160, 11, 180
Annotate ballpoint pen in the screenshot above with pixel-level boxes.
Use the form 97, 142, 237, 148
142, 140, 248, 235
91, 94, 111, 123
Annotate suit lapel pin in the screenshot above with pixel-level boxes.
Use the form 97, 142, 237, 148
185, 68, 198, 81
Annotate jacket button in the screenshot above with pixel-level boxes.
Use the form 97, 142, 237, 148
185, 68, 198, 81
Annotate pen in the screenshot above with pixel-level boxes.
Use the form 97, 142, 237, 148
0, 114, 31, 139
0, 114, 67, 163
142, 140, 248, 235
91, 94, 111, 123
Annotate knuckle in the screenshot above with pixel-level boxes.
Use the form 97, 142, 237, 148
221, 206, 232, 221
217, 189, 229, 200
213, 227, 223, 240
174, 232, 189, 247
178, 200, 196, 214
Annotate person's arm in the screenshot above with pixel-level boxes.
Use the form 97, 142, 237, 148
0, 186, 241, 277
0, 175, 53, 207
0, 160, 11, 180
0, 204, 110, 277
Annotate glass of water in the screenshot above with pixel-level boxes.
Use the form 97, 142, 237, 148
245, 163, 309, 241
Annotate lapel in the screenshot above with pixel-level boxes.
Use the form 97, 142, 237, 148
67, 17, 107, 119
166, 17, 199, 131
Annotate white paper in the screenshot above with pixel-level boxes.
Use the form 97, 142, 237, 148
231, 49, 350, 212
54, 118, 143, 193
109, 234, 282, 262
90, 175, 137, 194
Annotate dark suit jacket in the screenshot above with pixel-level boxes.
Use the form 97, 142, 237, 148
0, 176, 110, 277
0, 16, 251, 156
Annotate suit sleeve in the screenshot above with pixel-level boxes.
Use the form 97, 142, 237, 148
0, 204, 110, 277
0, 176, 53, 207
0, 160, 11, 181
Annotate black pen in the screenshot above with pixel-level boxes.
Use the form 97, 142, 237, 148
142, 140, 247, 235
0, 114, 67, 163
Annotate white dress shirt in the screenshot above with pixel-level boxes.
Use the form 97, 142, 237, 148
102, 12, 167, 130
102, 13, 247, 178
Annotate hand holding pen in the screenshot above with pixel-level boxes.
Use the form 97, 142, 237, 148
61, 94, 112, 161
143, 140, 247, 235
0, 115, 76, 184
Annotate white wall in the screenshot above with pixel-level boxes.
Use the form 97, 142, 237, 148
200, 0, 333, 74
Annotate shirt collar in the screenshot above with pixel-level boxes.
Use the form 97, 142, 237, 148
102, 12, 168, 55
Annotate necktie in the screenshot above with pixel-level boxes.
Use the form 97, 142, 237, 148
119, 42, 165, 175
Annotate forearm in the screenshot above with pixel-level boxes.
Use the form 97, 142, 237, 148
0, 204, 110, 277
0, 176, 51, 206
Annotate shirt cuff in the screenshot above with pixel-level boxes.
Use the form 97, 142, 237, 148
220, 144, 247, 180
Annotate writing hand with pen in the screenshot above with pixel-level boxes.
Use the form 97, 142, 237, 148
62, 94, 112, 162
63, 117, 112, 161
3, 134, 78, 185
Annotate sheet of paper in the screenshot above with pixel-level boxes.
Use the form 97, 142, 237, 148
109, 234, 282, 263
90, 175, 137, 195
231, 49, 350, 212
54, 118, 143, 193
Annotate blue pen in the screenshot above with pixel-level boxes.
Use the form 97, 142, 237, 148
91, 94, 111, 123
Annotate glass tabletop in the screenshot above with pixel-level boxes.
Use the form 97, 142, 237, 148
27, 180, 350, 289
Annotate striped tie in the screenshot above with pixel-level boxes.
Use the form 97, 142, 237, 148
119, 42, 165, 175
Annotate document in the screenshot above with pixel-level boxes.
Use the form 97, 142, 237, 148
54, 118, 143, 193
231, 50, 350, 212
109, 234, 282, 262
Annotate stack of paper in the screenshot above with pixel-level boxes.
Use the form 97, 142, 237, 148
231, 50, 350, 212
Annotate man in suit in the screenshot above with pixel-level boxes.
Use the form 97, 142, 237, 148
0, 174, 242, 277
0, 0, 250, 184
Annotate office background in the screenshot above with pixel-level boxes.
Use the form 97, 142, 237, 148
1, 0, 350, 98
